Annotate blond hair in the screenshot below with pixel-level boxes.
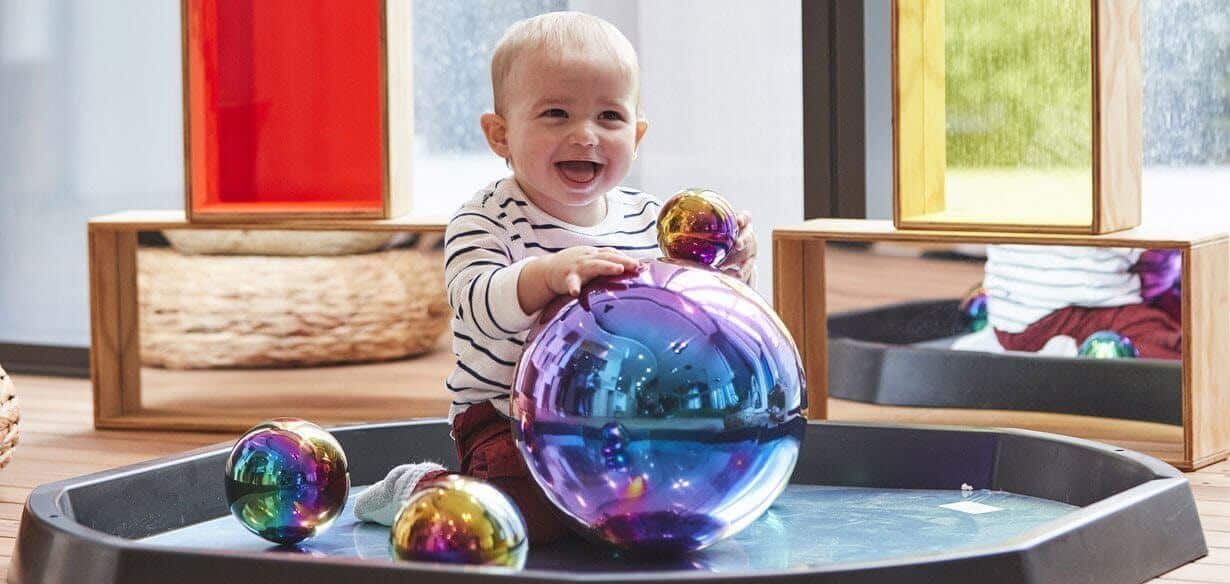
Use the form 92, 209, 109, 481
490, 11, 640, 115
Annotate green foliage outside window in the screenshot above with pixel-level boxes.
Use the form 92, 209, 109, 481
944, 0, 1092, 169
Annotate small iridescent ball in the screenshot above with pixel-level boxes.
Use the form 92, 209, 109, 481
390, 475, 528, 568
224, 418, 349, 545
958, 284, 989, 332
657, 188, 740, 266
1078, 330, 1139, 359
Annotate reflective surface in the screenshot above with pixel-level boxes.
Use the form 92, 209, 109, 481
824, 242, 1184, 461
389, 475, 528, 567
656, 189, 739, 267
225, 418, 350, 545
1079, 330, 1140, 359
959, 284, 988, 332
512, 259, 806, 552
148, 484, 1076, 571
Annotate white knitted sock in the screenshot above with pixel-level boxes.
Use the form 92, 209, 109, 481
354, 462, 448, 525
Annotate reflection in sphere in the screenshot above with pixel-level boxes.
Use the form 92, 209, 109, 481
657, 189, 740, 266
1079, 330, 1139, 359
512, 259, 806, 553
389, 475, 528, 567
225, 418, 350, 545
959, 284, 989, 332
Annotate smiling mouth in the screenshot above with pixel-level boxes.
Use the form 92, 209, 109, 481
556, 161, 603, 185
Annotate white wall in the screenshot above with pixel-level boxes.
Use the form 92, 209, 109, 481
630, 0, 804, 302
864, 0, 893, 220
0, 1, 182, 346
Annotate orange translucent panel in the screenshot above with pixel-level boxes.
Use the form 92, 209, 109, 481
185, 0, 385, 215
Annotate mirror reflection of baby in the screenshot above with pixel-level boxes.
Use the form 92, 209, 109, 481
975, 245, 1181, 359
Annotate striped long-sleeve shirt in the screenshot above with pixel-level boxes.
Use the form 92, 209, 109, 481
984, 244, 1144, 334
443, 178, 664, 421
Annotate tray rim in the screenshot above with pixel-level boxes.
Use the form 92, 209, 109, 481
13, 418, 1204, 583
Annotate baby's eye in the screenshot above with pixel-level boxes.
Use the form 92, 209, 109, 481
542, 108, 568, 118
599, 110, 625, 121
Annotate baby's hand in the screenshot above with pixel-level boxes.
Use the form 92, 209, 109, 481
542, 247, 641, 297
718, 211, 757, 283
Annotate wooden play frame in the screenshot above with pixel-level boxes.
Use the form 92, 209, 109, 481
892, 0, 1142, 234
774, 219, 1230, 471
181, 0, 414, 222
88, 211, 447, 432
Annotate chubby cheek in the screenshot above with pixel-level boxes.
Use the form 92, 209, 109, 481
510, 134, 557, 175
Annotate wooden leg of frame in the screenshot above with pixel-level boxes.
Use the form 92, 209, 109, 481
802, 239, 828, 420
90, 228, 142, 427
773, 237, 807, 416
1185, 239, 1230, 470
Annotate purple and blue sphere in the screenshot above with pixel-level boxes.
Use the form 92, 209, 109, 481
511, 258, 806, 553
224, 418, 349, 545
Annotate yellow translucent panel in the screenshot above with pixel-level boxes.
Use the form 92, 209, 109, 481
909, 0, 1095, 228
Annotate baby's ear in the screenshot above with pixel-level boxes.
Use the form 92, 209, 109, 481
634, 119, 649, 148
480, 113, 511, 159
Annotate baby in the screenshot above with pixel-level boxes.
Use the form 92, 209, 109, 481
355, 12, 757, 544
984, 245, 1181, 359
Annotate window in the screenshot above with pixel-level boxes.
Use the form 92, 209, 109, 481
1141, 0, 1229, 222
410, 0, 566, 217
855, 0, 1229, 222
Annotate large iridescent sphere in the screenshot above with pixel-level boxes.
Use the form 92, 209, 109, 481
390, 475, 528, 567
224, 418, 349, 545
512, 259, 806, 553
657, 188, 740, 266
1079, 330, 1139, 359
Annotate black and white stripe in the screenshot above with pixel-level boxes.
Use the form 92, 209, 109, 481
985, 244, 1143, 333
443, 179, 663, 421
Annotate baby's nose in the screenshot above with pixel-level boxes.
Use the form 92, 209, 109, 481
569, 123, 599, 147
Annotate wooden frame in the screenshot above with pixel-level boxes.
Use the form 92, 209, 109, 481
774, 219, 1230, 471
181, 0, 414, 222
892, 0, 1142, 234
88, 211, 447, 432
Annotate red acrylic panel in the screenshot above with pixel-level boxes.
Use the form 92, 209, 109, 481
185, 0, 385, 216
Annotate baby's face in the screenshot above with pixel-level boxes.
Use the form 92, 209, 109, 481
497, 50, 645, 212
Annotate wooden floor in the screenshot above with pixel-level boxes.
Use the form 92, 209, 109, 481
2, 247, 1227, 582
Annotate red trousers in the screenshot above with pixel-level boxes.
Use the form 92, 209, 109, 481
995, 303, 1182, 360
419, 401, 569, 545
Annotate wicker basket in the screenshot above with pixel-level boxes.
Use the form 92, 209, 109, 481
139, 246, 449, 369
0, 365, 19, 469
163, 229, 397, 256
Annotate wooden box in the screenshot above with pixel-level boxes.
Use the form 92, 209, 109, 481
893, 0, 1141, 234
88, 211, 448, 432
182, 0, 413, 222
774, 219, 1229, 471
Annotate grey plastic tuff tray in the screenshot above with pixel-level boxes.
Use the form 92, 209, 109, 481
827, 299, 1183, 425
12, 419, 1206, 584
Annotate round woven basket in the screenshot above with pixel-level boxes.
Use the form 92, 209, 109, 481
139, 246, 449, 369
0, 365, 19, 470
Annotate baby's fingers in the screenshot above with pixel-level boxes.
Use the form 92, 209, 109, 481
579, 259, 630, 278
595, 248, 641, 270
565, 272, 583, 297
734, 210, 752, 230
735, 223, 756, 253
